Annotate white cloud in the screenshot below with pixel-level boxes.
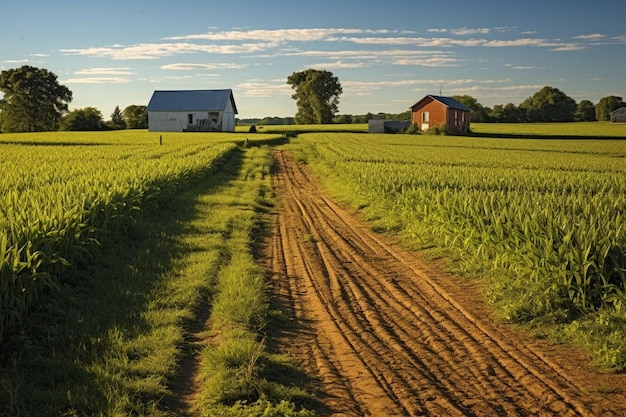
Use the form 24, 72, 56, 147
282, 49, 456, 60
64, 77, 131, 84
573, 33, 606, 40
160, 63, 246, 70
511, 66, 545, 70
75, 67, 134, 75
452, 27, 491, 36
237, 81, 292, 97
551, 44, 585, 51
306, 60, 371, 69
339, 36, 487, 47
612, 34, 626, 43
60, 42, 278, 60
164, 28, 389, 42
392, 57, 461, 67
484, 38, 583, 51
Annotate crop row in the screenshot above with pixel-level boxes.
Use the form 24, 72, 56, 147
0, 134, 240, 341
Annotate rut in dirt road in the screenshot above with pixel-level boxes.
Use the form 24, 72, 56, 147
264, 150, 625, 417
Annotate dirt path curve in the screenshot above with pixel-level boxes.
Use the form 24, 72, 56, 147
263, 150, 626, 417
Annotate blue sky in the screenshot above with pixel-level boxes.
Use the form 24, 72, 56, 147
2, 0, 625, 119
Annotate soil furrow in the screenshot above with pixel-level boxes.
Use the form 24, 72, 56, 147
263, 150, 626, 417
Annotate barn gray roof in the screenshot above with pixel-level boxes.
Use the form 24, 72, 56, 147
410, 95, 471, 112
147, 89, 238, 113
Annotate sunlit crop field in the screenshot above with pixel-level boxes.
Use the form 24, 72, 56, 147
0, 130, 275, 340
471, 122, 626, 137
294, 128, 626, 367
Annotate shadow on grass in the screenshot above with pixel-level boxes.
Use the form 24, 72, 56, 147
0, 150, 245, 416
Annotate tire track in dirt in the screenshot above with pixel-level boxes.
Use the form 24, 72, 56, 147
264, 150, 626, 417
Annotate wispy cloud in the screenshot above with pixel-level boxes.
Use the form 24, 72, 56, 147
484, 38, 582, 51
392, 57, 462, 67
452, 27, 491, 36
339, 36, 487, 47
75, 67, 134, 75
307, 60, 371, 69
237, 81, 292, 97
165, 28, 390, 42
160, 63, 246, 70
511, 65, 546, 70
64, 77, 131, 84
610, 34, 626, 43
281, 49, 456, 60
574, 33, 606, 40
59, 27, 592, 63
430, 26, 515, 36
61, 42, 277, 60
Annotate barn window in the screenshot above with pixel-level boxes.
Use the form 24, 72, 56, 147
188, 114, 193, 124
422, 112, 429, 122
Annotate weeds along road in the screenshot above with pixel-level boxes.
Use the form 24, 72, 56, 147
263, 150, 626, 417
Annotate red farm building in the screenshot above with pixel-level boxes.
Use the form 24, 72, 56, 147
410, 95, 471, 134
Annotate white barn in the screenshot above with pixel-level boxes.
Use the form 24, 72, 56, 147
610, 107, 626, 123
147, 89, 238, 132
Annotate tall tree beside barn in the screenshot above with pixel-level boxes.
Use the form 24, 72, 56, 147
595, 96, 624, 121
0, 65, 72, 132
123, 105, 148, 129
287, 69, 342, 124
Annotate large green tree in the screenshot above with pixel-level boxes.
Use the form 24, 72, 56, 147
287, 69, 342, 124
122, 104, 148, 129
0, 65, 72, 132
519, 86, 576, 122
595, 96, 624, 121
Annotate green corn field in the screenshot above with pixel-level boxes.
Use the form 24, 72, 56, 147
0, 131, 266, 342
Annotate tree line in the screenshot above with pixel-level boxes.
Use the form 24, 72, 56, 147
0, 65, 146, 132
248, 73, 624, 126
328, 87, 623, 125
1, 66, 623, 132
283, 69, 624, 125
451, 88, 624, 123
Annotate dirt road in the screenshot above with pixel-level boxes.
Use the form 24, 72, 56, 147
264, 150, 626, 416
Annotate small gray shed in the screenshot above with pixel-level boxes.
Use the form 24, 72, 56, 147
610, 107, 626, 123
368, 119, 411, 133
147, 89, 238, 132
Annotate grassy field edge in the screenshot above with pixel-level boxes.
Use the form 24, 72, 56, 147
0, 141, 314, 416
